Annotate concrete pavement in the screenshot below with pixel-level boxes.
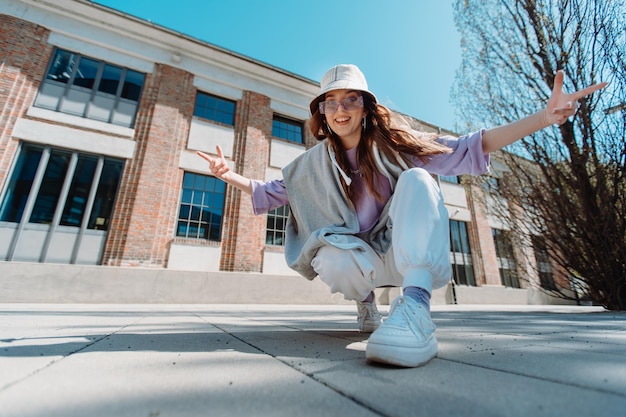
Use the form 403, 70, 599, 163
0, 303, 624, 417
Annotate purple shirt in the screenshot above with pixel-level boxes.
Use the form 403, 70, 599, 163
250, 130, 489, 232
345, 146, 392, 231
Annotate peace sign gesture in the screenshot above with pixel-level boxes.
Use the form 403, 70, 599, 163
196, 145, 230, 180
545, 70, 608, 125
196, 146, 253, 195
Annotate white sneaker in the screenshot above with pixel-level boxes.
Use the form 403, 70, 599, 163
356, 297, 382, 333
365, 295, 437, 367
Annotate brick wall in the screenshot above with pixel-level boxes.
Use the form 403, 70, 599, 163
220, 91, 272, 272
0, 14, 51, 190
103, 64, 195, 267
466, 181, 501, 285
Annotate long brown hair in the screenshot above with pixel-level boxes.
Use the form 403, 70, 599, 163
309, 93, 452, 203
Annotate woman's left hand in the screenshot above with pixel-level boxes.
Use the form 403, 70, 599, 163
544, 70, 608, 126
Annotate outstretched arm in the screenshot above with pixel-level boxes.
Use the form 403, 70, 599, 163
481, 71, 607, 154
196, 145, 253, 195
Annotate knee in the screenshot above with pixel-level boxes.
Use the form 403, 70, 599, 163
399, 168, 436, 187
311, 246, 344, 276
311, 246, 375, 301
396, 168, 441, 197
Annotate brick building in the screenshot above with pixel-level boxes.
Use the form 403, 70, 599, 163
0, 0, 569, 304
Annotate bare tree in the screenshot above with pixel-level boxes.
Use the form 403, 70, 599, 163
452, 0, 626, 310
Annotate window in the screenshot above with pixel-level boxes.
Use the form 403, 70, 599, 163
34, 48, 145, 128
272, 115, 303, 144
0, 144, 124, 264
194, 92, 236, 126
532, 236, 556, 290
177, 172, 226, 241
492, 228, 520, 288
0, 144, 123, 230
449, 220, 475, 286
439, 175, 459, 184
266, 205, 289, 246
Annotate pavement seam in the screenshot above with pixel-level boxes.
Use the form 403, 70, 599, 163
0, 316, 146, 393
196, 314, 391, 417
438, 357, 626, 398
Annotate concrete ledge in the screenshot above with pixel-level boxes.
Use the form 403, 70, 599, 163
454, 284, 528, 304
1, 262, 572, 306
0, 262, 340, 304
0, 261, 406, 305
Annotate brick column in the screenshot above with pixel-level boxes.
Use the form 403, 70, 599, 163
103, 64, 195, 267
466, 182, 501, 286
0, 15, 51, 188
220, 91, 271, 272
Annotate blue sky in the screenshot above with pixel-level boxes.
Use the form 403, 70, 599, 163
95, 1, 462, 130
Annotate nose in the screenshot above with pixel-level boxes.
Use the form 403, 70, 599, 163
336, 101, 349, 112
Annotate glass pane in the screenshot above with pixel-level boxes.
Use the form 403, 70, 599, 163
192, 190, 203, 205
204, 176, 216, 192
186, 222, 198, 238
30, 151, 71, 224
215, 179, 226, 193
181, 189, 192, 204
179, 204, 190, 220
199, 224, 208, 239
194, 174, 205, 190
73, 57, 99, 89
182, 172, 194, 188
60, 156, 97, 227
465, 265, 476, 286
121, 69, 144, 101
201, 208, 211, 222
190, 206, 201, 221
0, 146, 43, 222
176, 221, 187, 237
458, 221, 471, 254
88, 159, 123, 230
450, 220, 461, 252
46, 49, 76, 84
98, 64, 122, 95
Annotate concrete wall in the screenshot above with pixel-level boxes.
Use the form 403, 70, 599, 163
1, 262, 575, 306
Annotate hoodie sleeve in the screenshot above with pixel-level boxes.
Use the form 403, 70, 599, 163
413, 129, 490, 177
250, 179, 289, 215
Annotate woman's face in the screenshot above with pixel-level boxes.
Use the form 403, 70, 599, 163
322, 89, 366, 148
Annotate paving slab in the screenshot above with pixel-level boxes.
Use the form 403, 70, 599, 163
0, 304, 624, 417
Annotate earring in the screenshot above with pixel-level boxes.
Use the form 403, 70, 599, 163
362, 117, 367, 130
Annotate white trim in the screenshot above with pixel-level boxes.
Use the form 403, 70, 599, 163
26, 107, 135, 138
12, 118, 135, 159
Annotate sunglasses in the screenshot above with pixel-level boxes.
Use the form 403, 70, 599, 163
319, 95, 364, 114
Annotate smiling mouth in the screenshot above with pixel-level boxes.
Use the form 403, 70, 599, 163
335, 117, 350, 123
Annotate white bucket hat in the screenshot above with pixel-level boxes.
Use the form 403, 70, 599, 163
309, 64, 378, 115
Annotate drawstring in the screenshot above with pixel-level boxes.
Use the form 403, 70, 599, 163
328, 141, 408, 189
327, 145, 352, 186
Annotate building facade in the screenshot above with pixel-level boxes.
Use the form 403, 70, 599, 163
0, 0, 566, 303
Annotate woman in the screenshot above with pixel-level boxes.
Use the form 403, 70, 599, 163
198, 64, 605, 367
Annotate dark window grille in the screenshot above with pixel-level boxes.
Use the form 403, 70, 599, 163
266, 205, 290, 246
194, 92, 236, 126
177, 172, 226, 241
35, 48, 145, 128
272, 115, 303, 144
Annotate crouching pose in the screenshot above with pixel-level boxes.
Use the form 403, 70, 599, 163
198, 64, 605, 367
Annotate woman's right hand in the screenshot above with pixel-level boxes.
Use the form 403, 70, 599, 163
196, 145, 230, 180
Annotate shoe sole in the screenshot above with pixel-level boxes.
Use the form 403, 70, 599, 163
359, 322, 380, 333
365, 337, 438, 367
